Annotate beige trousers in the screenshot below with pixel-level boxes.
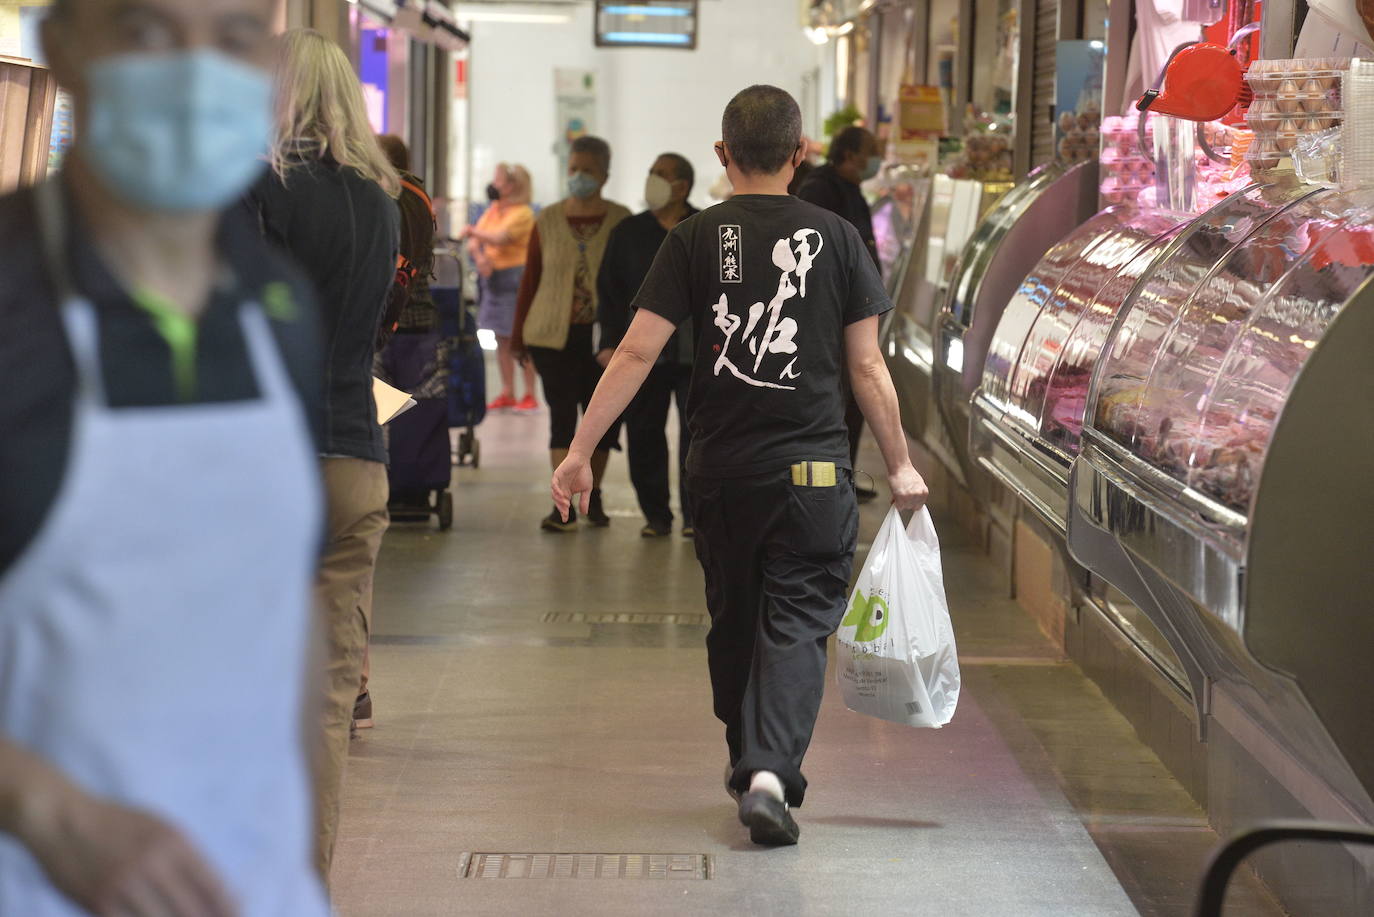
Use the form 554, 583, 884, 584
313, 457, 389, 879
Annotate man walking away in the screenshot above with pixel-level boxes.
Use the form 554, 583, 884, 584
796, 125, 884, 500
597, 153, 698, 538
551, 85, 927, 847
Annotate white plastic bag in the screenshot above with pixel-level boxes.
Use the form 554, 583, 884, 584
836, 507, 960, 728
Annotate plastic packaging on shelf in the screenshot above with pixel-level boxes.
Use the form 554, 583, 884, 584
1342, 60, 1374, 186
1294, 127, 1343, 186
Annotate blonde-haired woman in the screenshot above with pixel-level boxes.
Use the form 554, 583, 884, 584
466, 163, 537, 411
244, 27, 400, 881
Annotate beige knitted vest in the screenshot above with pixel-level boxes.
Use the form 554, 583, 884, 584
523, 199, 631, 350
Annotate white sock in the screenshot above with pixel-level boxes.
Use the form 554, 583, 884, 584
749, 770, 785, 803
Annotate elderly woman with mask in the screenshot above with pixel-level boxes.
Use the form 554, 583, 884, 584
511, 136, 630, 532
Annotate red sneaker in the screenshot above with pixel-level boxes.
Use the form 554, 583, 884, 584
515, 394, 540, 413
487, 394, 517, 411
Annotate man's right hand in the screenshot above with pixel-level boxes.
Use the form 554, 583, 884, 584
25, 788, 235, 917
887, 463, 929, 512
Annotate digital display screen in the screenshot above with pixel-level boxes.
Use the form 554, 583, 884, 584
594, 1, 698, 50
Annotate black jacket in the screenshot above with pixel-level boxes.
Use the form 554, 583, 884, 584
597, 207, 697, 365
796, 164, 881, 269
246, 154, 400, 463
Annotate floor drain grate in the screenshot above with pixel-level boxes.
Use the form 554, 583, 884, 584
462, 853, 710, 880
542, 612, 709, 626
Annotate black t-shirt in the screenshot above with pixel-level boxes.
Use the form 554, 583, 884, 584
634, 194, 891, 477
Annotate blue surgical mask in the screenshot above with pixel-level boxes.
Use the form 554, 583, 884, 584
567, 171, 600, 201
80, 49, 272, 212
862, 155, 883, 181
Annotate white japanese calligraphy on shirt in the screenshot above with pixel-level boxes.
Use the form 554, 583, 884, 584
712, 228, 824, 391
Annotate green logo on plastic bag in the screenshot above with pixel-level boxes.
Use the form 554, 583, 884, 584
843, 590, 890, 642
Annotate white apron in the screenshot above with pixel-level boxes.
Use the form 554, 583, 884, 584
0, 180, 330, 916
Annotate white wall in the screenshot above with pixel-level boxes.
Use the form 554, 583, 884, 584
466, 0, 824, 213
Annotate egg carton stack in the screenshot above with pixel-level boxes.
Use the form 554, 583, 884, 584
1245, 58, 1346, 172
1099, 113, 1155, 203
1057, 109, 1102, 164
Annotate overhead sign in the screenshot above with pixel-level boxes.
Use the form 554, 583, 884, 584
594, 1, 698, 50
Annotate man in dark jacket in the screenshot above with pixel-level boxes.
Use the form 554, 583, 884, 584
797, 125, 883, 499
597, 153, 698, 537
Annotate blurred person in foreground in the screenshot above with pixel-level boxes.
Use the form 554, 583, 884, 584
466, 163, 538, 412
511, 136, 630, 532
244, 27, 400, 880
552, 86, 927, 847
796, 125, 884, 501
596, 152, 698, 538
0, 0, 329, 914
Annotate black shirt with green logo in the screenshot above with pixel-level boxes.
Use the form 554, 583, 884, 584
0, 181, 323, 578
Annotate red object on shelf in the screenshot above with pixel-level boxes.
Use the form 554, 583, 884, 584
1137, 43, 1245, 122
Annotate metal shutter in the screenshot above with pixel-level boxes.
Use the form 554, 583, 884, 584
1031, 0, 1058, 167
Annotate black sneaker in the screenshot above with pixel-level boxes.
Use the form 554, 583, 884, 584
724, 763, 740, 802
681, 524, 696, 539
738, 791, 799, 846
641, 520, 672, 537
541, 507, 578, 533
586, 490, 611, 527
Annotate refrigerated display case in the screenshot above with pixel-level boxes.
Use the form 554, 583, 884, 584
971, 205, 1187, 529
929, 159, 1098, 485
882, 173, 983, 446
1066, 180, 1374, 858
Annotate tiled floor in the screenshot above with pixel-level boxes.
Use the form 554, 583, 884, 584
329, 409, 1283, 916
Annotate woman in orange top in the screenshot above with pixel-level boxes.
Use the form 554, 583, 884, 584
465, 164, 537, 411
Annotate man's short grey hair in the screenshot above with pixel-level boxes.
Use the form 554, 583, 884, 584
721, 85, 802, 176
570, 135, 612, 175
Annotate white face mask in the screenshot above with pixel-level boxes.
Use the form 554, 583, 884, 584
645, 173, 674, 211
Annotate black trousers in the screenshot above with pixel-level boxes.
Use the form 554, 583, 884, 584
626, 363, 693, 527
528, 324, 620, 453
688, 466, 858, 808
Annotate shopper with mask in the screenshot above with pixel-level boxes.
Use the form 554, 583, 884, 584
511, 135, 630, 531
467, 163, 537, 412
597, 153, 698, 538
796, 126, 883, 267
797, 125, 884, 497
244, 27, 400, 880
0, 1, 329, 914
